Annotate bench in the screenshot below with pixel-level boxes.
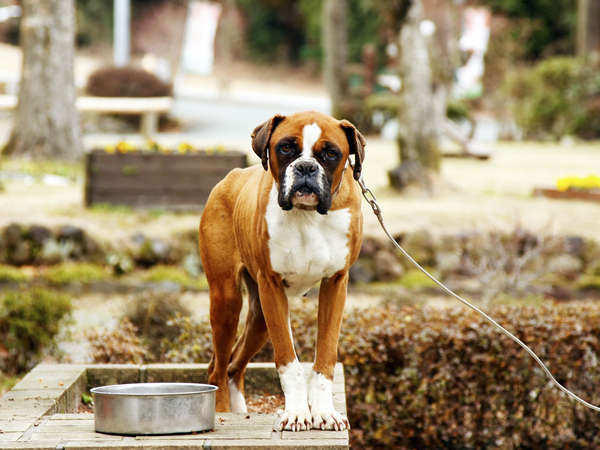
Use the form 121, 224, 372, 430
0, 94, 173, 136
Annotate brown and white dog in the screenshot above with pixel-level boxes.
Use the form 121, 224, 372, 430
198, 111, 365, 431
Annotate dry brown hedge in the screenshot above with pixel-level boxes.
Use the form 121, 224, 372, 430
146, 297, 600, 448
86, 66, 172, 98
335, 302, 600, 449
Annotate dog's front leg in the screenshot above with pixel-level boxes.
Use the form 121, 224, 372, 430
309, 271, 350, 431
257, 270, 311, 432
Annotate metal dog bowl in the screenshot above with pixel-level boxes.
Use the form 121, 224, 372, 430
90, 383, 218, 435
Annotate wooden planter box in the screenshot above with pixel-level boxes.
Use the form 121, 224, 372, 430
533, 187, 600, 203
85, 150, 247, 210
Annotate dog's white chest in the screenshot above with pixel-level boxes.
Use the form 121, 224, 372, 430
265, 186, 351, 297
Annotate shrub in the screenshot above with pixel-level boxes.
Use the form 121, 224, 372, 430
163, 298, 600, 448
0, 264, 30, 283
0, 288, 72, 374
507, 57, 600, 139
85, 318, 145, 364
161, 314, 213, 364
86, 66, 173, 98
340, 302, 600, 448
140, 265, 208, 291
125, 292, 191, 360
44, 262, 109, 285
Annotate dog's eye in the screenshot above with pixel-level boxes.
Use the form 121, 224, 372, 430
278, 144, 294, 155
324, 149, 339, 160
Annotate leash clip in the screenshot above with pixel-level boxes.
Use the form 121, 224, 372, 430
357, 177, 382, 217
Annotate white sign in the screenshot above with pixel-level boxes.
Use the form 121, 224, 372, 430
181, 1, 222, 75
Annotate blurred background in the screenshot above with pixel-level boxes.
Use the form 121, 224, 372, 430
0, 1, 600, 448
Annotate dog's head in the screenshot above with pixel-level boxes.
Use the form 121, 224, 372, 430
251, 111, 365, 215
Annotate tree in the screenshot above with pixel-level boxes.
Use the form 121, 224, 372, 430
322, 0, 348, 117
388, 0, 443, 191
577, 0, 600, 58
4, 0, 81, 159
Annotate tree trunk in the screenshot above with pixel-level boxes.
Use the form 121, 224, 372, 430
388, 0, 442, 191
577, 0, 600, 58
322, 0, 347, 117
4, 0, 81, 159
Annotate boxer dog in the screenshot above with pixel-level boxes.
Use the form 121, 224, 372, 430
198, 111, 365, 431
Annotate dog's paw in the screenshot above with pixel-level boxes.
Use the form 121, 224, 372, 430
274, 409, 312, 432
311, 409, 349, 431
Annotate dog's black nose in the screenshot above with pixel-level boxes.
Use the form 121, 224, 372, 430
294, 160, 318, 176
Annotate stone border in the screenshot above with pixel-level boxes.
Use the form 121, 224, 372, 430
0, 363, 348, 450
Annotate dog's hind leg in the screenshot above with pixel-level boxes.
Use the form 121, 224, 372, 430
199, 200, 243, 412
227, 269, 269, 412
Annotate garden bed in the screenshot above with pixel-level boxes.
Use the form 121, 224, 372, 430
84, 149, 247, 210
533, 187, 600, 203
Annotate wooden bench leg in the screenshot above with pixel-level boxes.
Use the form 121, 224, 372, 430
141, 111, 159, 136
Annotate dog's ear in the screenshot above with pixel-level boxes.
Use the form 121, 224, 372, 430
339, 119, 366, 180
251, 114, 286, 171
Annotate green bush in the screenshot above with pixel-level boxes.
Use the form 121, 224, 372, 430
0, 264, 30, 283
140, 265, 208, 290
86, 66, 173, 98
507, 57, 600, 139
44, 262, 109, 285
477, 0, 575, 59
235, 0, 382, 65
0, 288, 72, 374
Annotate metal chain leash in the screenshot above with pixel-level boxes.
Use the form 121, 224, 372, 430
354, 172, 600, 413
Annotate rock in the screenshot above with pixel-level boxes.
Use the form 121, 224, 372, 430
3, 223, 23, 248
58, 225, 85, 243
349, 259, 376, 284
28, 225, 52, 245
9, 241, 32, 265
82, 234, 102, 259
38, 238, 71, 264
131, 234, 172, 266
373, 249, 404, 281
107, 253, 134, 275
547, 254, 583, 276
360, 237, 382, 258
183, 253, 203, 277
150, 239, 170, 262
565, 236, 585, 256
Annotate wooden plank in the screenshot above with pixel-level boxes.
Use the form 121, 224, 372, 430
89, 151, 246, 168
0, 95, 173, 113
89, 177, 225, 191
87, 194, 209, 208
89, 183, 218, 195
533, 187, 600, 203
77, 96, 173, 113
90, 160, 244, 174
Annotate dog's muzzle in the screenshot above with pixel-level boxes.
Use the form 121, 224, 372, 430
278, 160, 331, 214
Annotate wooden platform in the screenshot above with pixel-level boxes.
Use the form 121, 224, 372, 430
0, 363, 349, 449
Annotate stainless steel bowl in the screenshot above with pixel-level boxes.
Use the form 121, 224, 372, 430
90, 382, 218, 435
